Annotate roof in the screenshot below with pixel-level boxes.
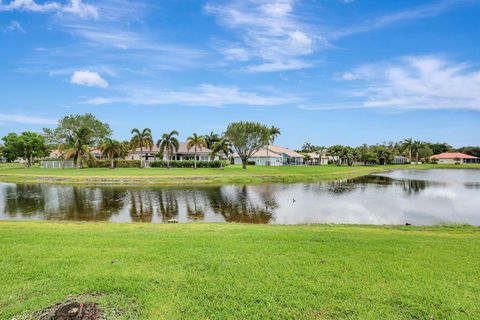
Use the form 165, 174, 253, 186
431, 152, 478, 159
234, 146, 304, 158
131, 142, 211, 155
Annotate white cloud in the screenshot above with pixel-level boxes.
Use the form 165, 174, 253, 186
0, 113, 56, 125
205, 0, 320, 72
70, 70, 109, 88
2, 20, 25, 33
335, 56, 480, 111
0, 0, 98, 19
84, 84, 298, 107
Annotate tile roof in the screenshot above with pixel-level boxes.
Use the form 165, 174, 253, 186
234, 146, 304, 158
431, 152, 478, 159
131, 142, 211, 155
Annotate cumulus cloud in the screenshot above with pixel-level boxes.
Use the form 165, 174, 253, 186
0, 0, 98, 19
84, 84, 298, 107
335, 56, 480, 110
70, 70, 109, 88
205, 0, 320, 72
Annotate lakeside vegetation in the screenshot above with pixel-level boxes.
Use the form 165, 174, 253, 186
1, 222, 479, 319
0, 163, 479, 186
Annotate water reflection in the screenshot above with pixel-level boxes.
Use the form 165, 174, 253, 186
1, 169, 480, 225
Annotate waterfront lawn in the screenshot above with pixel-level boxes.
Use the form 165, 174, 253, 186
1, 222, 479, 319
1, 163, 479, 185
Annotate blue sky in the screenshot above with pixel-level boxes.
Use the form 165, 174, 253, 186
1, 0, 479, 148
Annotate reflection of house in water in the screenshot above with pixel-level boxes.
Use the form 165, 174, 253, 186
206, 185, 278, 223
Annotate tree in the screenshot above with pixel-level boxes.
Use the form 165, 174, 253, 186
301, 142, 319, 153
43, 113, 111, 146
457, 146, 480, 158
327, 145, 346, 165
266, 126, 281, 166
210, 138, 232, 169
356, 144, 376, 166
130, 128, 153, 168
204, 131, 221, 150
411, 140, 425, 163
187, 133, 207, 169
402, 138, 415, 161
1, 132, 49, 166
224, 122, 271, 169
372, 145, 394, 165
60, 127, 95, 168
157, 130, 180, 168
99, 138, 121, 169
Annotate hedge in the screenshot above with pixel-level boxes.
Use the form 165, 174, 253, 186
149, 160, 228, 168
88, 160, 142, 168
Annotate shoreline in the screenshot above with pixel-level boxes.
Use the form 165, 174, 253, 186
0, 164, 479, 186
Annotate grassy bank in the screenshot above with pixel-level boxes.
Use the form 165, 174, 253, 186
0, 222, 479, 319
1, 163, 479, 186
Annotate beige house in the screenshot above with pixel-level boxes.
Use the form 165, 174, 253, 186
233, 145, 304, 166
306, 150, 329, 165
430, 152, 480, 164
128, 142, 218, 162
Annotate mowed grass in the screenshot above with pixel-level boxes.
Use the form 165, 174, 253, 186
1, 222, 479, 319
1, 163, 479, 185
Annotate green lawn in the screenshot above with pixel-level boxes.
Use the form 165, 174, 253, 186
1, 222, 479, 319
1, 163, 479, 185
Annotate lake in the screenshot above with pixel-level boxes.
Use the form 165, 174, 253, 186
1, 169, 479, 225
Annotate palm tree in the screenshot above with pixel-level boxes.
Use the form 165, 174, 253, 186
402, 138, 414, 162
210, 138, 232, 169
187, 133, 207, 169
157, 130, 180, 168
99, 138, 121, 169
204, 131, 220, 149
412, 140, 425, 163
266, 126, 281, 166
130, 128, 153, 168
60, 127, 95, 168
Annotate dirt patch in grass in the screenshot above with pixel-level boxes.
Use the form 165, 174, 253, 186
12, 293, 139, 320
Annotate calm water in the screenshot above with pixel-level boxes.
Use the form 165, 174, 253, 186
1, 169, 480, 225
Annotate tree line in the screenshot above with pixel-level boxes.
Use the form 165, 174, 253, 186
0, 114, 281, 169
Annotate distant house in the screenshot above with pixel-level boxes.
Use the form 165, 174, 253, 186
392, 156, 409, 164
306, 151, 329, 165
430, 152, 480, 164
49, 148, 102, 159
233, 146, 304, 166
128, 142, 218, 162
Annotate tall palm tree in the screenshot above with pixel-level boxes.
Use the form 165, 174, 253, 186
412, 140, 425, 163
402, 138, 414, 162
130, 128, 153, 168
266, 126, 281, 166
204, 131, 220, 149
60, 127, 95, 168
99, 138, 121, 169
187, 133, 207, 169
157, 130, 180, 168
210, 138, 232, 169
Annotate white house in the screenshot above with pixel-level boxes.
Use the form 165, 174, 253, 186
233, 146, 304, 166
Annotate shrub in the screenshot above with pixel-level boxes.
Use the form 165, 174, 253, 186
88, 160, 141, 168
149, 160, 228, 168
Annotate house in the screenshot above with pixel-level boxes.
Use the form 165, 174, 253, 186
430, 152, 480, 164
392, 155, 409, 164
128, 142, 218, 162
233, 146, 304, 166
49, 148, 103, 159
306, 150, 329, 165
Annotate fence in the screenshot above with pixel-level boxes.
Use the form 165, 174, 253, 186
40, 160, 76, 169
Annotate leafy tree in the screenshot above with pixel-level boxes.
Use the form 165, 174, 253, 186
224, 122, 271, 169
418, 146, 433, 161
426, 142, 452, 155
457, 146, 480, 158
99, 138, 121, 169
356, 144, 376, 166
187, 133, 207, 169
157, 130, 180, 168
301, 142, 319, 153
43, 113, 111, 146
60, 127, 95, 168
372, 145, 394, 165
130, 128, 153, 168
327, 145, 347, 165
1, 132, 49, 166
210, 138, 232, 169
204, 131, 221, 150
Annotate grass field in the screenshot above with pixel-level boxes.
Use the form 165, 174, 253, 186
0, 222, 479, 319
1, 163, 479, 186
